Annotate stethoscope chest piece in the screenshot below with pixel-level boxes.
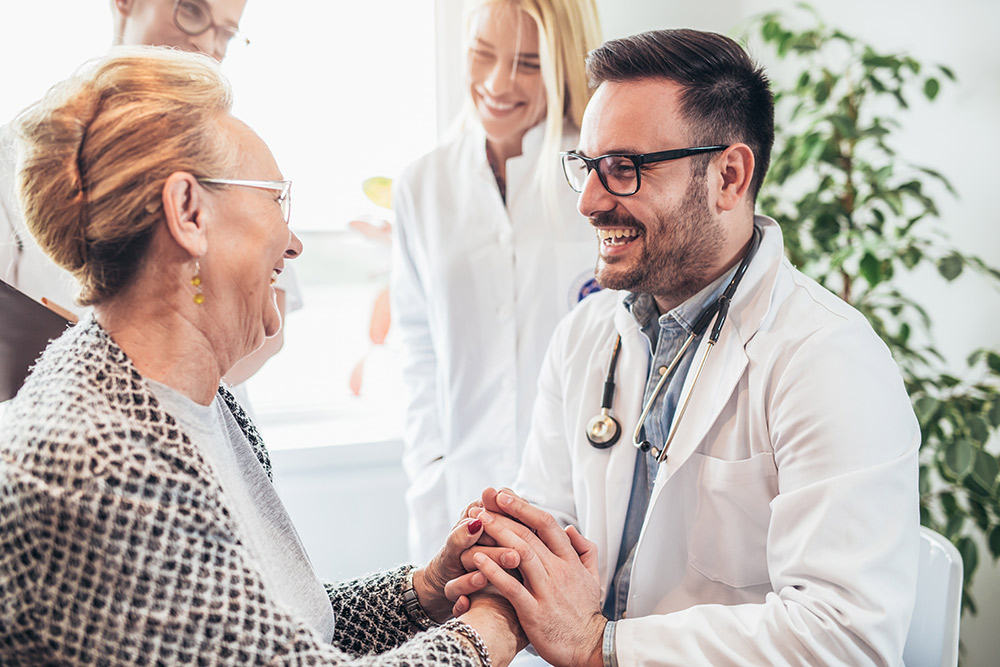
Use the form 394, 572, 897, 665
586, 408, 621, 449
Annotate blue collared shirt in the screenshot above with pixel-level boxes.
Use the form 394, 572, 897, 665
601, 268, 737, 666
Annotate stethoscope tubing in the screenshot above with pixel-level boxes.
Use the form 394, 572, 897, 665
587, 226, 762, 462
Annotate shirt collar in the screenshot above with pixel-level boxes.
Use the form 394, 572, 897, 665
623, 264, 740, 335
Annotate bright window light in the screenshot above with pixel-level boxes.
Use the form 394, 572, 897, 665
1, 1, 440, 450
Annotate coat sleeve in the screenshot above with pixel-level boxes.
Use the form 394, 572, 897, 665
390, 178, 447, 490
0, 128, 23, 286
0, 443, 484, 667
514, 316, 580, 528
614, 321, 921, 666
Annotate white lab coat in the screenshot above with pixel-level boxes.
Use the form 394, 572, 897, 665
391, 121, 598, 562
515, 217, 920, 665
0, 124, 79, 308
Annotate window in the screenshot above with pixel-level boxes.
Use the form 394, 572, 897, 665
227, 1, 440, 449
1, 1, 444, 450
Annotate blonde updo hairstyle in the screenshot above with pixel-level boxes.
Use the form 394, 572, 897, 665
13, 46, 236, 306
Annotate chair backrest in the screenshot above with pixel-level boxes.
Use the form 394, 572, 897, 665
902, 527, 963, 667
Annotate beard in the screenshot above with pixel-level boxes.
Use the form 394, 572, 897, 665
593, 174, 725, 305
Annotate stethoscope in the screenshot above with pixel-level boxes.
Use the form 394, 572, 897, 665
585, 226, 762, 464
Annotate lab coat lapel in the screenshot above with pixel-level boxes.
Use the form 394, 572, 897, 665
658, 326, 749, 483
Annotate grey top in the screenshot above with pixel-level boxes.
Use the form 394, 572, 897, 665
148, 379, 335, 643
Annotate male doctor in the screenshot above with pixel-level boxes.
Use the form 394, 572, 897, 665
461, 28, 920, 666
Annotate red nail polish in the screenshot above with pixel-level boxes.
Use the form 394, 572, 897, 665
468, 519, 483, 534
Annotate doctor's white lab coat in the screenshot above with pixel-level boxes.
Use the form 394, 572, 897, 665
515, 217, 920, 665
391, 122, 598, 562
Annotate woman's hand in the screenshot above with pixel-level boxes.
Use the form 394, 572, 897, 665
413, 498, 520, 622
466, 490, 607, 667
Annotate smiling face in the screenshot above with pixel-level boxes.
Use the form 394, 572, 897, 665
467, 3, 547, 162
576, 78, 728, 312
202, 118, 302, 358
115, 0, 247, 61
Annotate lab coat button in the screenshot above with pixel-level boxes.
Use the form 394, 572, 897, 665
658, 366, 667, 376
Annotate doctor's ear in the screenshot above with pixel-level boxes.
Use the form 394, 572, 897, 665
162, 171, 209, 258
714, 144, 755, 212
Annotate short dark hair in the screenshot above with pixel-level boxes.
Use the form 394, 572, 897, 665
586, 29, 774, 200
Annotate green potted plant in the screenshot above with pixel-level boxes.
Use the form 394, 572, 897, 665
743, 4, 1000, 614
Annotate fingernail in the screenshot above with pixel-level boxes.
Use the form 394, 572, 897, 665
500, 552, 517, 568
478, 511, 492, 524
497, 492, 513, 506
472, 572, 486, 586
473, 552, 486, 566
467, 519, 482, 534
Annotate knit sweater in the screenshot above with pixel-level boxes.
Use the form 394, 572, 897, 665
0, 316, 485, 666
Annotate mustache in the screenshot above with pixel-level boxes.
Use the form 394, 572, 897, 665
589, 210, 645, 233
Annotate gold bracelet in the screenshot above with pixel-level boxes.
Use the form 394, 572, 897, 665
442, 619, 492, 667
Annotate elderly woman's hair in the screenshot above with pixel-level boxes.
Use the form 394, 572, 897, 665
13, 46, 235, 306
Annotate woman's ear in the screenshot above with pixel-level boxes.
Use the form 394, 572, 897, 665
715, 143, 755, 212
162, 172, 208, 258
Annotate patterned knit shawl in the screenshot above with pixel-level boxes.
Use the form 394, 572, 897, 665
0, 317, 484, 666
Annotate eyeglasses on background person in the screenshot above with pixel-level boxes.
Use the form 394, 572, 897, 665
198, 178, 293, 224
560, 145, 728, 196
173, 0, 250, 51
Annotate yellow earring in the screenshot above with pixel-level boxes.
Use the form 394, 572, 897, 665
191, 260, 205, 305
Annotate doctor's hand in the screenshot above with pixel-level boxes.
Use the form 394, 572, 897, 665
465, 491, 607, 667
416, 499, 521, 622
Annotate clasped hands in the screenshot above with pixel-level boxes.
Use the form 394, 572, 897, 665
430, 488, 607, 667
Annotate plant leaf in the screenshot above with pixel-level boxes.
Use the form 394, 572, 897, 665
987, 352, 1000, 375
860, 252, 882, 287
967, 415, 990, 446
944, 438, 975, 478
956, 536, 979, 582
924, 77, 940, 100
989, 399, 1000, 428
914, 395, 939, 425
937, 253, 963, 281
989, 525, 1000, 560
971, 449, 999, 491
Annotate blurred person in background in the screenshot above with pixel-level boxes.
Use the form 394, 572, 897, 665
0, 0, 301, 402
391, 0, 603, 564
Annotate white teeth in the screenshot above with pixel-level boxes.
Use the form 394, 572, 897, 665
596, 227, 639, 244
482, 94, 516, 111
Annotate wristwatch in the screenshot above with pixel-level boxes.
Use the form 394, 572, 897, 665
403, 568, 439, 631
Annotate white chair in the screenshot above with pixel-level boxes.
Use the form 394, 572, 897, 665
903, 527, 963, 667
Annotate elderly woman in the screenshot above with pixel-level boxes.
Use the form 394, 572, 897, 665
0, 47, 520, 666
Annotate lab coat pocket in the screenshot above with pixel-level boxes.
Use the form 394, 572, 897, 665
687, 452, 777, 588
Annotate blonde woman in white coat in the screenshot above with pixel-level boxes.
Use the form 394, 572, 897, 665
391, 0, 603, 563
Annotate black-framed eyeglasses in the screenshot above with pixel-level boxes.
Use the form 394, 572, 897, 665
560, 145, 728, 196
198, 178, 292, 224
173, 0, 250, 51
